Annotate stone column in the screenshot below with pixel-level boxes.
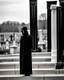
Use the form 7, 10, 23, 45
56, 7, 63, 69
57, 7, 62, 62
6, 40, 9, 49
60, 1, 64, 63
50, 5, 57, 62
39, 30, 43, 42
38, 30, 43, 51
47, 1, 57, 52
30, 0, 38, 51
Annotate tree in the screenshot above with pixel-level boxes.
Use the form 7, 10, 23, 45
0, 21, 19, 32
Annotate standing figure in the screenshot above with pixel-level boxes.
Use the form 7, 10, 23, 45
20, 27, 32, 76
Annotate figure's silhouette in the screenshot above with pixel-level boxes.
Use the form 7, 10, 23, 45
20, 27, 32, 76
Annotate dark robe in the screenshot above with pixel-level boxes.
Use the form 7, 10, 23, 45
20, 34, 32, 75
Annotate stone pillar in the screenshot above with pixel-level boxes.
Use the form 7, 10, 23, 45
57, 1, 64, 68
38, 30, 43, 51
56, 7, 63, 69
57, 7, 62, 62
50, 5, 57, 62
0, 34, 4, 41
60, 2, 64, 63
30, 0, 38, 51
10, 41, 18, 54
39, 30, 43, 42
6, 40, 9, 49
47, 1, 57, 52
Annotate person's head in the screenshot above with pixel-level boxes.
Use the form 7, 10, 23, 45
21, 27, 28, 36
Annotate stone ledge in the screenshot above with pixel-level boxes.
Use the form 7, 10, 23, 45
0, 74, 64, 77
0, 52, 51, 57
0, 62, 56, 65
0, 56, 51, 60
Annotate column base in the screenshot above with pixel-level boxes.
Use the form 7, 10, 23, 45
56, 62, 63, 69
47, 49, 51, 52
32, 48, 42, 52
51, 50, 57, 62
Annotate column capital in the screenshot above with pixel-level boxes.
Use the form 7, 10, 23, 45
30, 0, 37, 3
30, 0, 37, 1
30, 0, 37, 6
50, 5, 57, 10
47, 1, 57, 9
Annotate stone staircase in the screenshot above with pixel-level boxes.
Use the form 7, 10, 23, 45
0, 74, 64, 80
0, 52, 64, 80
0, 52, 54, 74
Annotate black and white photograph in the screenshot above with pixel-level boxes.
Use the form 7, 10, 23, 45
0, 0, 64, 80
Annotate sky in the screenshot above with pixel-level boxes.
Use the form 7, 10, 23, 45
0, 0, 57, 24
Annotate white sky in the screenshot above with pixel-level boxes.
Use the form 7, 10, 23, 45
0, 0, 57, 24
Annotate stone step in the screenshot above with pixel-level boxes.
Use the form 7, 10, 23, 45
0, 74, 64, 80
32, 56, 51, 62
0, 56, 51, 62
0, 62, 56, 69
0, 56, 19, 62
32, 52, 51, 57
0, 54, 19, 57
0, 68, 63, 75
0, 52, 51, 57
32, 62, 55, 68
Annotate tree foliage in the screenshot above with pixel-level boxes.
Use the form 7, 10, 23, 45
0, 13, 47, 32
0, 21, 20, 32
